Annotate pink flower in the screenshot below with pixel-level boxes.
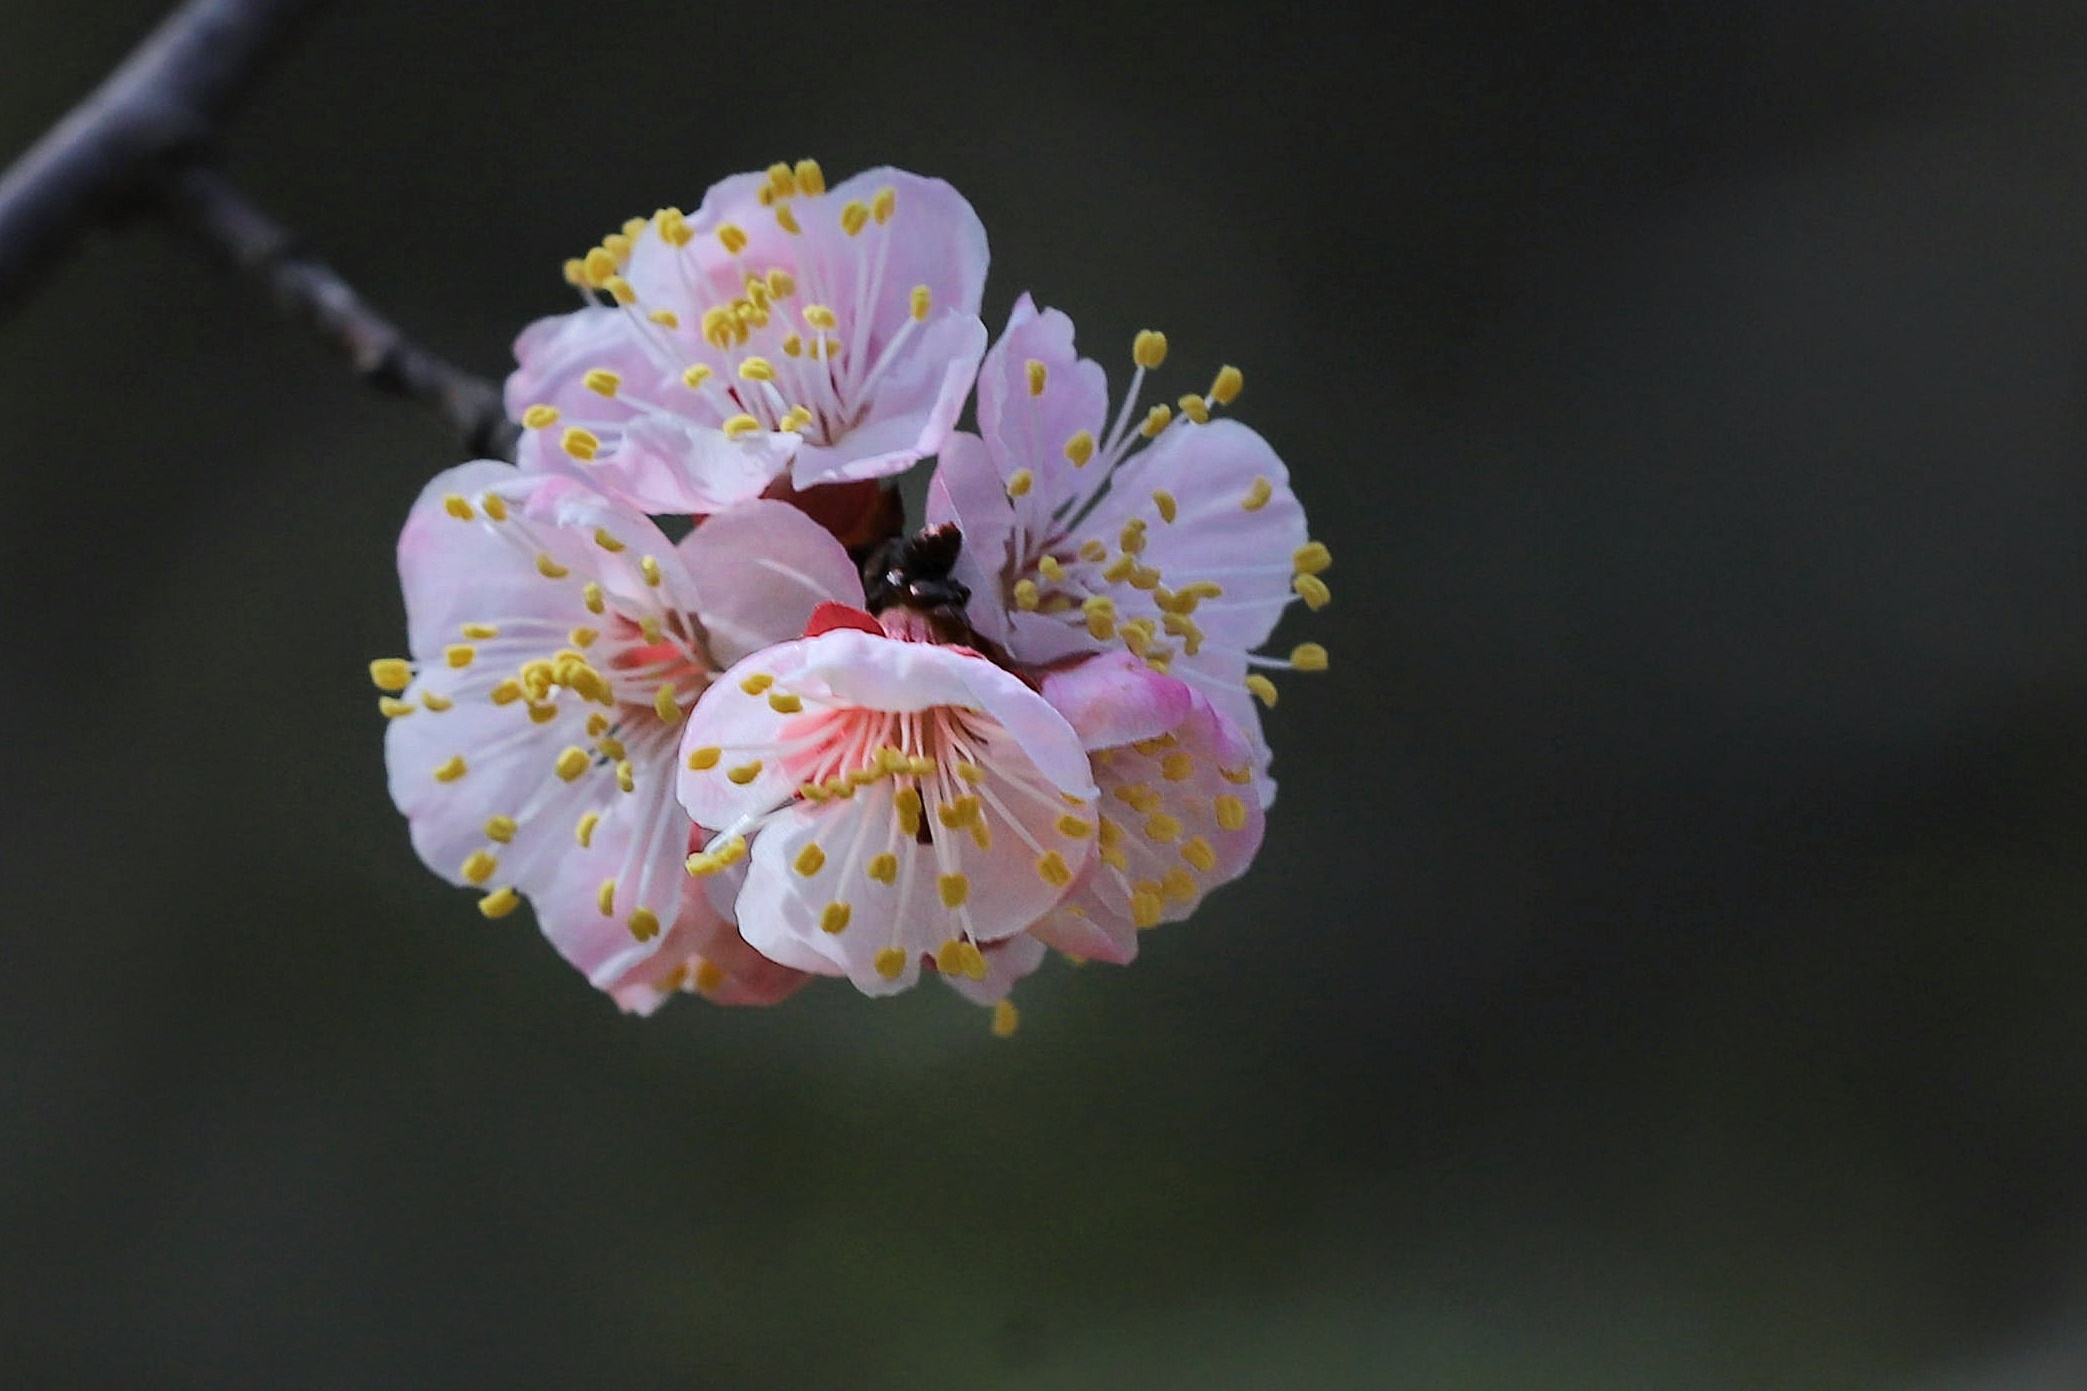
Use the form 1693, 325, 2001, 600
676, 615, 1099, 997
373, 460, 861, 1011
927, 294, 1330, 804
1030, 654, 1268, 965
506, 160, 989, 515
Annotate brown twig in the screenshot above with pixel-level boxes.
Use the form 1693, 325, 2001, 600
0, 0, 517, 459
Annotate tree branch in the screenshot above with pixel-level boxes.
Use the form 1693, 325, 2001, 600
0, 0, 322, 306
166, 164, 519, 460
0, 0, 518, 459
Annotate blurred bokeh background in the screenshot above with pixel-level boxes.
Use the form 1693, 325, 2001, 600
5, 0, 2087, 1386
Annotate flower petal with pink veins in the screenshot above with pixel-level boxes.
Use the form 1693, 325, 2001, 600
507, 164, 988, 513
676, 499, 865, 666
678, 631, 1097, 997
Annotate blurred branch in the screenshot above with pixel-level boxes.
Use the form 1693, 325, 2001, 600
166, 166, 518, 459
0, 0, 517, 459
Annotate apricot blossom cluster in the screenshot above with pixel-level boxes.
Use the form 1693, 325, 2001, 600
371, 162, 1327, 1032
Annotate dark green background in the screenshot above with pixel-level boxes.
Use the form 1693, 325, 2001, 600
5, 1, 2087, 1386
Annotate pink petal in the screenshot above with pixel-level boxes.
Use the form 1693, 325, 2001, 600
677, 499, 865, 666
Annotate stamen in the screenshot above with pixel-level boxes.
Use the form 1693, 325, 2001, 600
1241, 476, 1273, 511
992, 1000, 1020, 1037
442, 493, 474, 520
369, 658, 411, 692
1290, 642, 1328, 671
461, 850, 498, 885
485, 815, 517, 844
1214, 795, 1250, 831
1292, 574, 1331, 610
1007, 469, 1033, 498
478, 887, 519, 919
1246, 674, 1278, 707
1133, 330, 1168, 370
1026, 359, 1047, 395
555, 747, 590, 781
821, 901, 851, 934
1063, 430, 1095, 467
1209, 365, 1243, 404
583, 369, 620, 397
433, 754, 467, 783
874, 946, 907, 979
576, 810, 601, 846
628, 908, 661, 941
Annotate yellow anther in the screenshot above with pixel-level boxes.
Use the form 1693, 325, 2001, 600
477, 886, 519, 919
1046, 813, 1089, 840
1036, 851, 1074, 888
871, 186, 896, 223
726, 760, 763, 785
799, 781, 830, 802
1181, 580, 1225, 603
955, 761, 985, 783
479, 493, 508, 522
1133, 329, 1168, 369
1214, 794, 1250, 832
585, 712, 609, 737
794, 843, 826, 877
652, 685, 681, 722
1119, 519, 1148, 555
1209, 365, 1244, 405
866, 852, 899, 885
777, 406, 814, 433
692, 959, 727, 993
766, 269, 796, 299
992, 1000, 1020, 1037
656, 207, 692, 246
909, 285, 930, 320
766, 162, 796, 197
433, 754, 467, 783
1140, 404, 1173, 437
738, 356, 776, 382
1101, 553, 1137, 585
1246, 673, 1279, 707
1219, 764, 1255, 785
774, 202, 802, 234
1037, 555, 1066, 584
444, 644, 475, 669
874, 947, 907, 980
894, 786, 924, 838
820, 901, 852, 934
936, 873, 970, 908
554, 746, 590, 781
603, 276, 636, 305
378, 696, 417, 718
442, 493, 474, 520
1025, 358, 1047, 395
648, 309, 681, 332
596, 736, 627, 761
1083, 594, 1117, 621
840, 200, 870, 236
935, 939, 967, 975
1063, 429, 1096, 468
752, 688, 804, 717
370, 658, 411, 693
638, 554, 662, 588
1147, 489, 1181, 524
582, 368, 620, 398
1115, 783, 1163, 814
715, 835, 748, 866
458, 623, 498, 641
614, 759, 635, 793
959, 941, 989, 980
717, 223, 749, 255
1292, 573, 1331, 610
874, 745, 907, 775
1143, 813, 1183, 843
602, 232, 634, 263
672, 364, 711, 395
1290, 642, 1329, 672
1132, 734, 1175, 755
1013, 579, 1039, 611
1162, 867, 1197, 902
1131, 890, 1163, 929
701, 307, 738, 349
935, 795, 976, 829
906, 755, 936, 776
519, 403, 561, 433
483, 814, 517, 845
1293, 541, 1332, 576
1160, 751, 1196, 782
722, 414, 761, 439
1177, 393, 1211, 424
487, 678, 522, 707
739, 672, 774, 695
628, 907, 660, 941
1181, 836, 1217, 873
461, 850, 498, 885
561, 257, 588, 287
575, 810, 600, 847
794, 159, 825, 194
582, 247, 616, 286
1079, 538, 1109, 563
1241, 476, 1273, 511
559, 427, 599, 462
639, 615, 662, 644
573, 583, 601, 617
